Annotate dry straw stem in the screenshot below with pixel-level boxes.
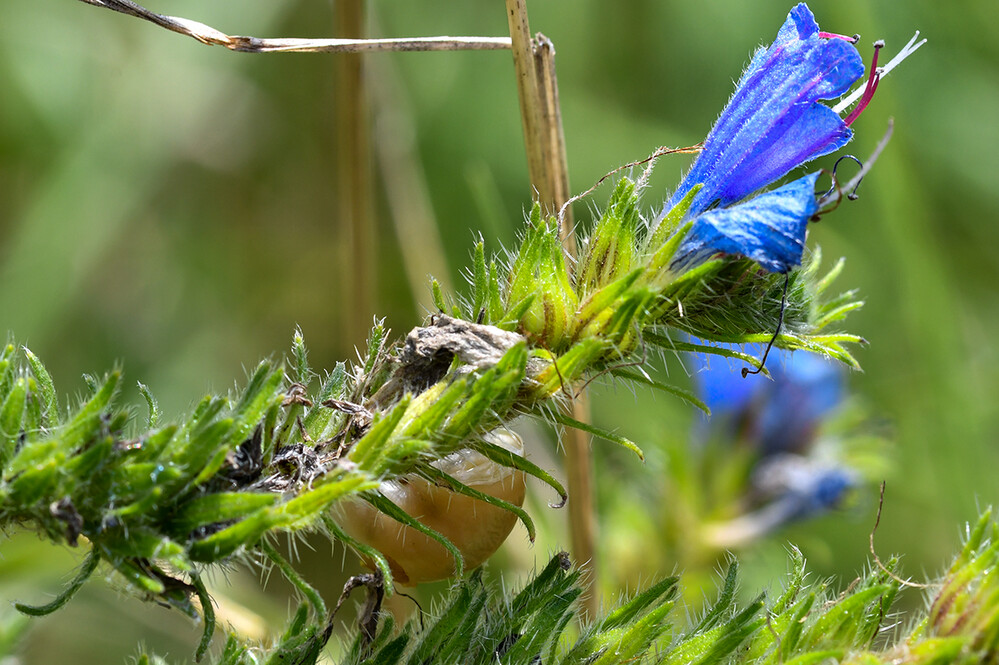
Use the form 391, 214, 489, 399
334, 0, 376, 347
76, 0, 512, 53
504, 0, 599, 619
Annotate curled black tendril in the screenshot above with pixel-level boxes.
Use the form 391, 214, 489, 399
742, 273, 790, 378
813, 155, 865, 221
818, 154, 865, 202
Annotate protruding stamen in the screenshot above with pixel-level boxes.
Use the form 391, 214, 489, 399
819, 31, 861, 44
833, 32, 927, 115
843, 40, 884, 126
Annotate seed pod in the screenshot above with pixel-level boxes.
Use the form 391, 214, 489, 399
335, 429, 527, 585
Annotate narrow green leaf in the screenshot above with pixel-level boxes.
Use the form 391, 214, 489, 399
0, 344, 16, 400
260, 540, 326, 619
548, 408, 644, 461
601, 575, 679, 631
572, 268, 643, 340
693, 596, 765, 665
348, 396, 410, 469
445, 343, 527, 440
772, 546, 807, 615
511, 551, 573, 616
190, 572, 216, 662
814, 256, 846, 296
171, 492, 278, 536
431, 278, 447, 313
696, 562, 739, 632
471, 437, 567, 508
499, 293, 536, 331
364, 490, 465, 578
471, 240, 488, 315
783, 650, 845, 665
15, 548, 100, 616
189, 472, 376, 562
419, 463, 536, 542
408, 584, 474, 665
362, 321, 387, 379
0, 377, 27, 468
647, 184, 700, 252
612, 369, 710, 415
23, 348, 57, 428
397, 376, 470, 440
137, 382, 161, 429
802, 585, 892, 648
302, 362, 348, 443
322, 514, 395, 591
532, 339, 608, 396
487, 260, 504, 324
292, 327, 311, 386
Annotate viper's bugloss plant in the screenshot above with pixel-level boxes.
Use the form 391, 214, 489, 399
0, 2, 937, 664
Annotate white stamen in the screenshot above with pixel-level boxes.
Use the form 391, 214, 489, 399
832, 31, 927, 115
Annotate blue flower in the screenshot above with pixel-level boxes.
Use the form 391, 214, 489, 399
669, 173, 819, 274
662, 4, 871, 275
669, 4, 865, 216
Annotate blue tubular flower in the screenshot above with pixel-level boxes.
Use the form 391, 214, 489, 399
667, 3, 864, 217
669, 172, 819, 274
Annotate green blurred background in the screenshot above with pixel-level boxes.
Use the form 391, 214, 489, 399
2, 0, 998, 662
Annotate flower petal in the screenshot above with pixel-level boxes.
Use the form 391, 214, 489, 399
667, 3, 863, 216
670, 173, 819, 274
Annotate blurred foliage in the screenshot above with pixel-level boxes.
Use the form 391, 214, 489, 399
1, 0, 998, 662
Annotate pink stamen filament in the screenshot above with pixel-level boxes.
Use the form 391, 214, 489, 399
844, 40, 884, 126
819, 31, 861, 44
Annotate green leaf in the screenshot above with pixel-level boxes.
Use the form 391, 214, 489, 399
363, 490, 465, 578
431, 278, 448, 313
471, 240, 488, 316
23, 348, 57, 428
292, 327, 311, 386
322, 514, 395, 591
418, 463, 536, 542
302, 362, 348, 443
471, 437, 567, 508
601, 575, 679, 631
137, 382, 161, 429
577, 178, 639, 295
547, 407, 644, 461
15, 548, 101, 616
611, 368, 710, 415
407, 583, 475, 664
645, 332, 771, 378
349, 396, 411, 470
170, 492, 279, 536
647, 183, 701, 252
0, 377, 27, 469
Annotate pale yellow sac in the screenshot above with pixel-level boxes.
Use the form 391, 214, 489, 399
335, 429, 527, 585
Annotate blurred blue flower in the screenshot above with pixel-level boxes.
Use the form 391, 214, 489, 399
668, 4, 865, 217
694, 344, 843, 456
704, 457, 855, 547
692, 346, 854, 545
